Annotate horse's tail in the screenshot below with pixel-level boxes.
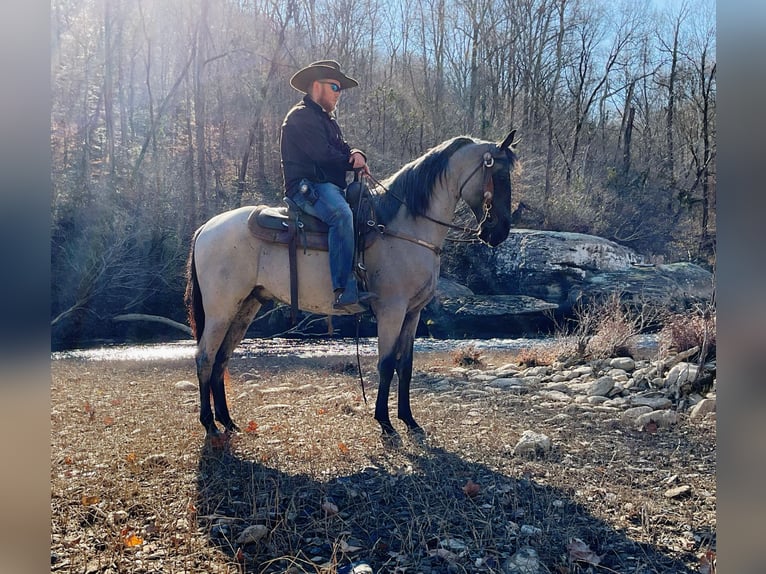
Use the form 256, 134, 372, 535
184, 227, 205, 342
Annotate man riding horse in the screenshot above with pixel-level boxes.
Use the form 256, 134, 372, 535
280, 60, 376, 314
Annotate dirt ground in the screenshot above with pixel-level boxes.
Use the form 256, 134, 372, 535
50, 349, 716, 573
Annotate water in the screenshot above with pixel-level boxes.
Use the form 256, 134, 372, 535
51, 336, 560, 362
51, 335, 659, 363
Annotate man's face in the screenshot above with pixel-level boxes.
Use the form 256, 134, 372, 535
313, 79, 342, 112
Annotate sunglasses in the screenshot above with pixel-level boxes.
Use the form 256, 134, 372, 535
319, 81, 342, 93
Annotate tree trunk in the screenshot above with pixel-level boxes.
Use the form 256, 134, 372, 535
194, 0, 209, 220
665, 17, 681, 187
622, 106, 635, 176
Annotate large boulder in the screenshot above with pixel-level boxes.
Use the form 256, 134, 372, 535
423, 278, 557, 338
493, 230, 713, 311
424, 230, 714, 338
492, 230, 644, 304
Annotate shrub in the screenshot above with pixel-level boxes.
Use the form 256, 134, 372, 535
452, 345, 484, 367
516, 346, 557, 367
659, 305, 716, 362
553, 293, 665, 361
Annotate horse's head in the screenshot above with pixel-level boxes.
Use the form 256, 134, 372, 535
458, 130, 518, 247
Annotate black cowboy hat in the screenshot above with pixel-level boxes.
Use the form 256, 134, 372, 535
289, 60, 359, 93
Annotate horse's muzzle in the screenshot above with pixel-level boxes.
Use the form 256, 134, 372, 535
479, 219, 511, 246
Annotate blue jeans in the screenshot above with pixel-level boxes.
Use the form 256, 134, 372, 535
290, 180, 354, 292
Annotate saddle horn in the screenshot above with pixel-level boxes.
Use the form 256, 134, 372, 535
499, 129, 518, 151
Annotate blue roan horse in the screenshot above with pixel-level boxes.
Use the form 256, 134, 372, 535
185, 130, 518, 441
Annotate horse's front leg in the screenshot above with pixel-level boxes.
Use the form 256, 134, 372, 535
374, 351, 397, 438
395, 312, 425, 436
374, 308, 407, 442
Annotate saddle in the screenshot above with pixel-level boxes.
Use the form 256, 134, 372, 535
246, 180, 377, 323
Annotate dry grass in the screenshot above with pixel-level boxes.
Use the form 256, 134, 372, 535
659, 308, 717, 363
51, 350, 715, 573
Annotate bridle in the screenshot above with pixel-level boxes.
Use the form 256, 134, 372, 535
454, 147, 503, 229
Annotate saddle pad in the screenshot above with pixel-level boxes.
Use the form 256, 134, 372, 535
247, 206, 330, 251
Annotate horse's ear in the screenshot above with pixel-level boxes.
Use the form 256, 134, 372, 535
499, 129, 518, 151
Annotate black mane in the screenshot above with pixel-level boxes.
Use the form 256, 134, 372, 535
374, 136, 476, 225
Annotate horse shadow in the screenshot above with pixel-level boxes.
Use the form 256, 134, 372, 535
196, 435, 700, 573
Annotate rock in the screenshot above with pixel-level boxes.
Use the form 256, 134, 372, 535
434, 230, 713, 339
603, 396, 630, 409
235, 524, 269, 545
513, 430, 552, 457
631, 395, 673, 410
621, 406, 653, 424
664, 485, 692, 499
538, 390, 572, 403
587, 376, 615, 397
423, 293, 558, 338
609, 357, 635, 371
577, 263, 713, 311
490, 377, 526, 389
689, 397, 716, 419
338, 563, 374, 574
174, 380, 197, 392
503, 546, 541, 574
665, 362, 700, 389
522, 366, 550, 377
635, 409, 678, 429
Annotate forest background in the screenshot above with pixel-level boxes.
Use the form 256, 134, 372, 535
50, 0, 716, 349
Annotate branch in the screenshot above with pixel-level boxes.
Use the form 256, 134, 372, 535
112, 314, 193, 336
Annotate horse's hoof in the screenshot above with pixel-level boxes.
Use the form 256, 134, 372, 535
224, 421, 241, 434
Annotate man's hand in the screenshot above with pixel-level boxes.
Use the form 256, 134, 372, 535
350, 151, 370, 175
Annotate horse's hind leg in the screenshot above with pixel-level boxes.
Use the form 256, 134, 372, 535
196, 321, 229, 437
395, 311, 424, 435
209, 296, 262, 433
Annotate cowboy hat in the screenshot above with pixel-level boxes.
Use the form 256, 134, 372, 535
289, 60, 359, 93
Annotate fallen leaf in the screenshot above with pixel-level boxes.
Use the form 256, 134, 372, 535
245, 420, 259, 433
63, 456, 73, 465
123, 532, 143, 547
462, 479, 481, 498
317, 407, 328, 415
340, 539, 363, 553
81, 495, 100, 506
338, 442, 350, 455
84, 401, 93, 414
103, 416, 114, 426
567, 538, 601, 565
235, 547, 245, 562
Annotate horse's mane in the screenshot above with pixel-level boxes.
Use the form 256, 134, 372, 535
374, 136, 476, 225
